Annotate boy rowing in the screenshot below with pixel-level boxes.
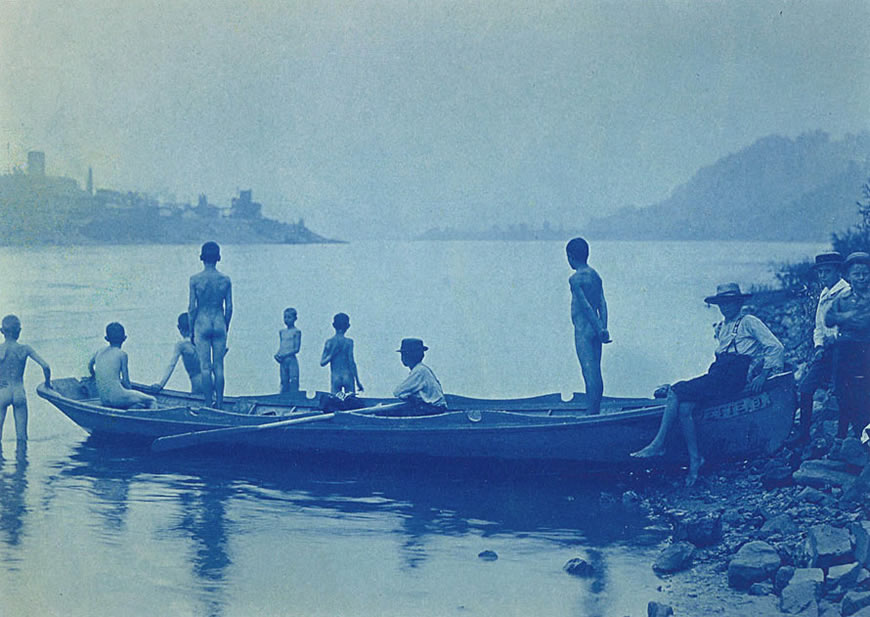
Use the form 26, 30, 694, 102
566, 237, 610, 415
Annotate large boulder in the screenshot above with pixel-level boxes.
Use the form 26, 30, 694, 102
790, 568, 825, 597
780, 580, 820, 615
806, 525, 854, 569
762, 513, 799, 537
728, 541, 781, 589
834, 438, 870, 468
794, 460, 857, 488
672, 511, 723, 547
829, 562, 863, 590
843, 590, 870, 616
647, 601, 674, 617
853, 522, 870, 567
653, 542, 695, 573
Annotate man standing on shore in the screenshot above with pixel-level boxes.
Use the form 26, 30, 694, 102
787, 252, 850, 446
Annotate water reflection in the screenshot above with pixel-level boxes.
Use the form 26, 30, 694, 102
46, 439, 662, 617
0, 442, 29, 570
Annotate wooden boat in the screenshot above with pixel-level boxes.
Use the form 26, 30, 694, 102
37, 373, 796, 466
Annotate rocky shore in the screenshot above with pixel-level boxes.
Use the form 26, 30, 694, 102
590, 289, 870, 616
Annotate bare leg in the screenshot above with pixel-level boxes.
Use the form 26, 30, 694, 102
12, 401, 27, 443
195, 337, 214, 406
575, 333, 604, 415
631, 389, 680, 457
212, 336, 227, 409
678, 401, 704, 486
0, 405, 6, 442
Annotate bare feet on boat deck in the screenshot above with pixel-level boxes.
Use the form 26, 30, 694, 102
685, 456, 705, 487
630, 444, 664, 458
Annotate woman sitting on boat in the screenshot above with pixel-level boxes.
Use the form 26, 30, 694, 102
631, 283, 784, 486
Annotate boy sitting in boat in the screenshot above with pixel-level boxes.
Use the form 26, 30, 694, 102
566, 237, 610, 416
391, 338, 447, 415
150, 313, 204, 395
320, 312, 362, 396
631, 283, 784, 486
275, 307, 301, 393
0, 314, 51, 442
89, 322, 156, 410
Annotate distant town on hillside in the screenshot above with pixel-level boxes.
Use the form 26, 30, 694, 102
0, 151, 337, 246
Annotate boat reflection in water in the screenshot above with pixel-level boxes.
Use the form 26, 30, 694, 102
41, 436, 665, 617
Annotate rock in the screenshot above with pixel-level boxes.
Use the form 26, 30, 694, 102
647, 601, 674, 617
843, 590, 870, 615
563, 557, 600, 576
851, 606, 870, 617
672, 511, 723, 547
728, 540, 781, 589
749, 581, 774, 596
776, 566, 797, 593
790, 568, 825, 597
723, 508, 744, 526
829, 563, 863, 590
794, 460, 857, 489
762, 513, 799, 537
806, 525, 854, 569
781, 580, 821, 614
478, 550, 498, 562
653, 542, 695, 573
853, 522, 870, 567
857, 569, 870, 590
764, 462, 796, 489
621, 490, 641, 506
799, 487, 832, 504
834, 438, 870, 468
819, 601, 840, 617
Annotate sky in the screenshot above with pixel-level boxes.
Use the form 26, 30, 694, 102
1, 0, 868, 239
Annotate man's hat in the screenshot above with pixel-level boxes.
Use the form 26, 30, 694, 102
845, 251, 870, 268
704, 282, 752, 305
813, 251, 844, 268
397, 338, 428, 353
200, 241, 221, 262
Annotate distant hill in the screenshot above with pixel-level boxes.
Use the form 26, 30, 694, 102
585, 131, 870, 241
417, 223, 581, 242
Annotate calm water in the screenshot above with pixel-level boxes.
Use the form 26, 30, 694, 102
0, 240, 823, 616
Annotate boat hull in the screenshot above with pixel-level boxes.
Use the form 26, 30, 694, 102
37, 374, 796, 466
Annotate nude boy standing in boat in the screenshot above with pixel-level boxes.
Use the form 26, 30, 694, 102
89, 322, 156, 409
566, 237, 610, 415
320, 312, 363, 395
189, 241, 232, 408
0, 315, 51, 442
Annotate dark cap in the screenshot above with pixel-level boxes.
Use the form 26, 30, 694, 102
845, 252, 870, 268
200, 241, 221, 262
396, 338, 428, 353
704, 282, 751, 305
813, 251, 844, 268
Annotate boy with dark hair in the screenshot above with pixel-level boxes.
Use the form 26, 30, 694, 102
320, 312, 362, 395
275, 307, 301, 393
89, 322, 156, 409
566, 237, 610, 415
151, 313, 204, 395
0, 314, 51, 442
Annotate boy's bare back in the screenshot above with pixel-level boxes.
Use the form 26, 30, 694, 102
569, 266, 607, 339
0, 341, 37, 385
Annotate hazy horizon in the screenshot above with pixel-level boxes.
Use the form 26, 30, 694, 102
2, 1, 868, 239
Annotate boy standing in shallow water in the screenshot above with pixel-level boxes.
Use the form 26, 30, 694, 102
274, 308, 301, 393
320, 313, 363, 395
0, 315, 51, 442
566, 237, 610, 415
89, 322, 156, 410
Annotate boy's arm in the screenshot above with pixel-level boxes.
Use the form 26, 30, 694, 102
26, 346, 51, 386
224, 280, 233, 332
570, 277, 607, 338
598, 281, 610, 342
120, 352, 132, 389
290, 330, 301, 354
188, 279, 198, 343
154, 343, 182, 389
349, 340, 363, 390
88, 352, 96, 378
320, 339, 333, 366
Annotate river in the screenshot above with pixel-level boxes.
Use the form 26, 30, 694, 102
0, 239, 824, 616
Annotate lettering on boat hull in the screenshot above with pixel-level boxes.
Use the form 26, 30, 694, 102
702, 393, 772, 421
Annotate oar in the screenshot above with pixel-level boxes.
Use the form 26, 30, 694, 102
150, 401, 405, 453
